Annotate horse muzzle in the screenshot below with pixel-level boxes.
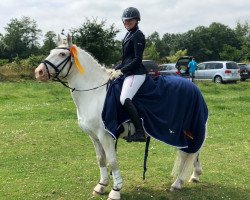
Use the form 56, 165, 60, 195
35, 63, 50, 81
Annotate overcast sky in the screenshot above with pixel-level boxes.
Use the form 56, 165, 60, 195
0, 0, 249, 41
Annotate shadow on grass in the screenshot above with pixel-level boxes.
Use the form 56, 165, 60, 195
118, 182, 249, 200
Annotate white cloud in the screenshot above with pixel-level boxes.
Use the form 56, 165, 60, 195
0, 0, 249, 41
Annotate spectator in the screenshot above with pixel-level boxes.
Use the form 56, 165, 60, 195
188, 57, 197, 82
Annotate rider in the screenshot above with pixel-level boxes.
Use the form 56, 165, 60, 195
115, 7, 147, 142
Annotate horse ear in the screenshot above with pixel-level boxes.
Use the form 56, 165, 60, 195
57, 34, 63, 46
67, 34, 72, 47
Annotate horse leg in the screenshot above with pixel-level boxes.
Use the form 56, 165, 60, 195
189, 123, 207, 183
170, 150, 198, 191
99, 133, 122, 200
170, 150, 187, 191
189, 153, 202, 183
90, 137, 109, 196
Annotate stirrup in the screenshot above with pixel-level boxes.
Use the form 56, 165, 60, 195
124, 131, 146, 142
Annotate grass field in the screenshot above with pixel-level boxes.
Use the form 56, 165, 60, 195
0, 80, 249, 200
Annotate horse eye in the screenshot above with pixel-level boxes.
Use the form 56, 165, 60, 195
60, 52, 66, 57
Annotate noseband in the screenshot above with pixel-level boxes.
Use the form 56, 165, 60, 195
42, 47, 72, 81
41, 47, 109, 92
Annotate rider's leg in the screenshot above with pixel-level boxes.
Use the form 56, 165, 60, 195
120, 75, 146, 142
123, 98, 145, 141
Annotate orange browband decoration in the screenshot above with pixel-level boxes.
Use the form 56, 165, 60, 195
70, 45, 84, 74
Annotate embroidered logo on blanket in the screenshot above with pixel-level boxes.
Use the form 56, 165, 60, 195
169, 129, 175, 134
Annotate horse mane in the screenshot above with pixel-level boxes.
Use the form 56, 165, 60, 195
78, 47, 106, 69
59, 42, 115, 75
76, 46, 116, 75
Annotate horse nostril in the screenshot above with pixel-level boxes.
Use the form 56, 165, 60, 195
39, 70, 43, 76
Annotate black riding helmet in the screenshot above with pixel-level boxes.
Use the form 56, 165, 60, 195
122, 7, 140, 21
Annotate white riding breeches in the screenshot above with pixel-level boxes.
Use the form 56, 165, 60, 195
120, 75, 146, 105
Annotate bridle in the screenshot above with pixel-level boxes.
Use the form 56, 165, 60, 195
41, 47, 110, 92
42, 47, 72, 83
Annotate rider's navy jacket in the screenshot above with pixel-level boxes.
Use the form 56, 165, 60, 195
115, 26, 147, 76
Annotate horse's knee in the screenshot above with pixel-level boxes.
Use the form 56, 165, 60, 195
77, 119, 90, 132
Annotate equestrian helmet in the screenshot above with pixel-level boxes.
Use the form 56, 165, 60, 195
122, 7, 140, 21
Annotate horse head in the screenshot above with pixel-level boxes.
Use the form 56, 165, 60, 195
35, 34, 75, 81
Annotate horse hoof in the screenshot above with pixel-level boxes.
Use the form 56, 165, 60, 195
93, 183, 107, 196
196, 170, 202, 176
170, 186, 180, 192
92, 190, 102, 196
170, 179, 183, 192
189, 177, 200, 183
108, 189, 121, 200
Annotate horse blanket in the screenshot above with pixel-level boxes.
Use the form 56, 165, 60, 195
102, 75, 208, 153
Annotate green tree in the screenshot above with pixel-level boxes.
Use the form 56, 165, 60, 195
219, 44, 241, 61
72, 18, 120, 66
166, 49, 187, 63
181, 26, 213, 62
2, 16, 41, 60
208, 22, 240, 60
41, 31, 57, 55
0, 33, 7, 59
161, 33, 179, 57
234, 22, 250, 62
143, 43, 160, 61
234, 21, 249, 45
146, 32, 167, 58
240, 40, 250, 62
158, 23, 242, 62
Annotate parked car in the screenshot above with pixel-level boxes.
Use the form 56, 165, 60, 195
143, 60, 160, 78
159, 63, 180, 76
195, 61, 240, 83
175, 56, 193, 78
237, 63, 250, 81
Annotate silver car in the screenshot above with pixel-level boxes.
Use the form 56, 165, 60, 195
159, 63, 180, 76
195, 61, 240, 83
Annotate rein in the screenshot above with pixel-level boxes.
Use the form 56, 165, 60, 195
57, 79, 110, 92
41, 47, 109, 92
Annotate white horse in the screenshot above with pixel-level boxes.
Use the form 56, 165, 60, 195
35, 35, 206, 200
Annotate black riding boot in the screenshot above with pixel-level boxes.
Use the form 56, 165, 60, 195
123, 98, 146, 142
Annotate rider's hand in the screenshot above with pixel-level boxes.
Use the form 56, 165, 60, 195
109, 69, 123, 80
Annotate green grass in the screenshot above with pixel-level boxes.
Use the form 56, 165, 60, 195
0, 80, 249, 200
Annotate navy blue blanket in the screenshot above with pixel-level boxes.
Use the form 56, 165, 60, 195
102, 75, 208, 153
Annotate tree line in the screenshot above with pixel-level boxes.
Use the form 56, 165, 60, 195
0, 16, 249, 68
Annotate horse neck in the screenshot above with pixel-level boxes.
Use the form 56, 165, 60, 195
68, 48, 109, 88
67, 48, 109, 116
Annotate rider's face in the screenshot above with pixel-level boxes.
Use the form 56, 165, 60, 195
123, 19, 137, 30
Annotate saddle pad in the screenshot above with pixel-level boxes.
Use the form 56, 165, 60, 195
102, 75, 208, 153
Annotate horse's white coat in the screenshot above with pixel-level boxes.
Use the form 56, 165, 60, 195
35, 35, 206, 200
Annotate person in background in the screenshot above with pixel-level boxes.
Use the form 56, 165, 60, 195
114, 7, 147, 142
188, 57, 197, 82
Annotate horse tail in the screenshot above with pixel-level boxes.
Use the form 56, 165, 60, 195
171, 121, 208, 181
